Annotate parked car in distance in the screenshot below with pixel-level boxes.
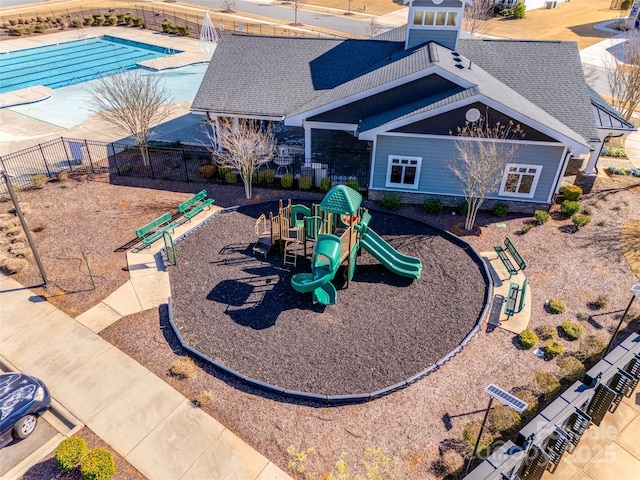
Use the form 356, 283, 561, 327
0, 372, 51, 448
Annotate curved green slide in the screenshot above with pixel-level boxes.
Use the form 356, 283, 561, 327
358, 227, 422, 280
291, 234, 342, 305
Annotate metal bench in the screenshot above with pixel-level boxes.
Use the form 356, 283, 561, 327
504, 277, 529, 318
136, 212, 179, 247
178, 190, 215, 222
494, 237, 527, 278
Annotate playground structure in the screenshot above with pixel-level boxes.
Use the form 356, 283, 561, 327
253, 186, 423, 306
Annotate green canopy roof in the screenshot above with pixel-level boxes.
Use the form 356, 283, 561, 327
320, 185, 362, 215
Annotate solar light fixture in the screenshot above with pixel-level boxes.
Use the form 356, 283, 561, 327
485, 384, 528, 413
465, 384, 528, 475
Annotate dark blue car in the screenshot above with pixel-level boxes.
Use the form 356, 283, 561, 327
0, 373, 51, 448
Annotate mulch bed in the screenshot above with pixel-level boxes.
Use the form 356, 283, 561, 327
169, 202, 488, 396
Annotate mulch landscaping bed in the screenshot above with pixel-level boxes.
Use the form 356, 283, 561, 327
169, 202, 488, 397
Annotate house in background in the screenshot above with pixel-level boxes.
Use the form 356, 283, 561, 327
192, 0, 625, 212
493, 0, 567, 12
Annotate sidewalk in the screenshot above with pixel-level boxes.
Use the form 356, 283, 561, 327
0, 207, 292, 480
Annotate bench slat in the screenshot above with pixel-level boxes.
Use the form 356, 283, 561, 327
178, 190, 208, 213
183, 197, 215, 221
136, 212, 172, 238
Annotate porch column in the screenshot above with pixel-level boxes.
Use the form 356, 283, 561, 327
303, 121, 312, 168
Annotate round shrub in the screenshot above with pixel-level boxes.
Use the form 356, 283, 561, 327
558, 356, 585, 383
544, 339, 565, 358
224, 172, 237, 184
107, 16, 117, 25
548, 298, 566, 314
536, 325, 557, 341
534, 371, 560, 399
71, 19, 83, 28
34, 24, 45, 32
563, 185, 583, 201
176, 24, 190, 36
84, 16, 94, 26
560, 200, 580, 217
380, 192, 402, 210
571, 213, 591, 229
463, 421, 494, 458
513, 389, 538, 418
423, 198, 443, 214
200, 164, 216, 179
161, 21, 173, 33
534, 210, 550, 224
56, 436, 88, 472
80, 448, 116, 480
262, 169, 276, 184
298, 175, 312, 190
560, 321, 584, 340
518, 329, 538, 349
280, 173, 294, 188
319, 177, 331, 192
132, 17, 144, 27
493, 201, 510, 217
346, 177, 359, 191
490, 404, 521, 434
94, 15, 105, 26
521, 223, 534, 234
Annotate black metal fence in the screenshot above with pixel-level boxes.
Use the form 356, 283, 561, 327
0, 137, 371, 195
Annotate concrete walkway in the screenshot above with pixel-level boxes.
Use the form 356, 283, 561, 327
0, 206, 292, 480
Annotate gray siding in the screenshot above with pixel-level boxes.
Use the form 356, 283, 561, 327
412, 0, 463, 8
372, 135, 565, 203
407, 29, 458, 50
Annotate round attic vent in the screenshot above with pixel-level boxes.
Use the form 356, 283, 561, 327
465, 108, 481, 122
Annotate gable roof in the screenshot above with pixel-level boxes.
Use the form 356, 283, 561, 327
192, 29, 597, 152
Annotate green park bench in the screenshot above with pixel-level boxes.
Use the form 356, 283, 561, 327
504, 277, 529, 318
178, 190, 215, 222
493, 237, 526, 278
136, 212, 179, 247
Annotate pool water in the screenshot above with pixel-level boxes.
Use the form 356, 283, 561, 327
8, 63, 208, 129
0, 35, 180, 94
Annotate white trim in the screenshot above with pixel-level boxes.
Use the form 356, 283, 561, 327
369, 139, 378, 191
385, 155, 422, 189
375, 131, 564, 148
285, 65, 474, 126
408, 7, 463, 29
192, 110, 283, 122
499, 163, 543, 199
303, 121, 358, 131
548, 146, 568, 202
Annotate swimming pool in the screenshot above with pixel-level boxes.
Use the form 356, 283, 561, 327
0, 35, 181, 94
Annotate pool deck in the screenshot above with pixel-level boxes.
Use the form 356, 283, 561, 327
0, 27, 210, 108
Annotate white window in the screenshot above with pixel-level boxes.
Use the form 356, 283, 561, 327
412, 9, 459, 27
386, 156, 422, 189
499, 164, 542, 199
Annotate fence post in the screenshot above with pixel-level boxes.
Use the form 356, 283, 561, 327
84, 140, 95, 173
109, 142, 121, 175
38, 144, 53, 178
183, 149, 190, 182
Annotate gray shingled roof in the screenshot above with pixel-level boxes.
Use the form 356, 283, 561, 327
192, 30, 596, 150
191, 35, 401, 117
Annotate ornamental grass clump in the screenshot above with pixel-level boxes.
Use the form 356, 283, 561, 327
544, 340, 565, 358
536, 325, 556, 341
489, 404, 521, 434
55, 436, 88, 472
518, 329, 538, 349
298, 175, 312, 190
463, 421, 494, 458
560, 321, 585, 340
548, 298, 566, 314
534, 371, 560, 399
558, 356, 585, 383
571, 213, 591, 229
579, 334, 608, 364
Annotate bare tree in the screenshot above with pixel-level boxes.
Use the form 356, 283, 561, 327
220, 0, 237, 13
365, 17, 382, 38
603, 31, 640, 121
463, 0, 494, 37
449, 114, 524, 231
289, 0, 304, 25
205, 118, 276, 199
90, 69, 172, 166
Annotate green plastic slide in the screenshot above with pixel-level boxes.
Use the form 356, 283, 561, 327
359, 228, 422, 279
291, 234, 342, 305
